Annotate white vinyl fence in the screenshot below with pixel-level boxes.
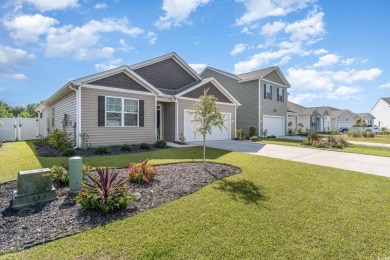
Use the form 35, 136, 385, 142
0, 118, 39, 141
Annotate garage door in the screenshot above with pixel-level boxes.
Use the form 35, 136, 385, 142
184, 110, 230, 142
338, 121, 353, 129
263, 116, 285, 136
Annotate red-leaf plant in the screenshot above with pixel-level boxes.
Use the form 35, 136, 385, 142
84, 166, 128, 203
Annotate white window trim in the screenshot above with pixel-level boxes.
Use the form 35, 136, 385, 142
277, 87, 284, 102
105, 96, 139, 128
265, 83, 272, 100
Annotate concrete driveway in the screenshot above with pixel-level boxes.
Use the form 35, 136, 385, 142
190, 140, 390, 178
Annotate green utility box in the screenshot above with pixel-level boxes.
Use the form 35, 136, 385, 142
12, 168, 57, 209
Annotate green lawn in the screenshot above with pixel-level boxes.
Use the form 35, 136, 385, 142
259, 138, 390, 158
1, 141, 390, 259
319, 134, 390, 144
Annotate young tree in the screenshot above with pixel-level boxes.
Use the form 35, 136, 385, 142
188, 88, 226, 164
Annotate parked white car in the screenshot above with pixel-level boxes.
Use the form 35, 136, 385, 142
350, 125, 380, 134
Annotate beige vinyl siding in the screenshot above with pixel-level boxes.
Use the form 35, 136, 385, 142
337, 111, 355, 122
298, 115, 311, 131
263, 70, 285, 85
260, 79, 288, 135
81, 87, 156, 147
177, 98, 235, 140
287, 115, 297, 130
163, 102, 176, 141
331, 118, 337, 129
52, 92, 76, 134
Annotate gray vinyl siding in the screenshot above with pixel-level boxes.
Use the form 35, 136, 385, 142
260, 79, 288, 135
263, 70, 285, 85
163, 102, 175, 141
337, 111, 355, 122
182, 82, 232, 103
52, 92, 77, 135
177, 98, 235, 140
80, 87, 156, 147
298, 115, 310, 131
201, 69, 258, 136
287, 115, 297, 131
89, 72, 151, 92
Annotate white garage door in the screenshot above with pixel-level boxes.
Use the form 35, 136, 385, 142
184, 110, 231, 142
263, 116, 285, 136
338, 121, 353, 129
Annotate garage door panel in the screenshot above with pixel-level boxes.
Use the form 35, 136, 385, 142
263, 116, 285, 136
185, 111, 230, 142
338, 121, 353, 128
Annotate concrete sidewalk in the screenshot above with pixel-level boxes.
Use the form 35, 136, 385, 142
347, 140, 390, 148
190, 140, 390, 178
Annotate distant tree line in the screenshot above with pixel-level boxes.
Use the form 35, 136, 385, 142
0, 101, 41, 118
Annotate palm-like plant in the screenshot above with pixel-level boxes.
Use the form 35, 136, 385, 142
84, 166, 128, 203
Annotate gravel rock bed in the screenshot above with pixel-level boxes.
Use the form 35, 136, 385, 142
34, 142, 169, 157
0, 162, 241, 254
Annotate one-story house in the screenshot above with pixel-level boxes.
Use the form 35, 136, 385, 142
371, 98, 390, 128
355, 113, 375, 126
200, 66, 291, 137
287, 102, 356, 133
36, 53, 240, 147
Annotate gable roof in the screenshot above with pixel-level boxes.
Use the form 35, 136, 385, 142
357, 113, 375, 119
382, 98, 390, 105
287, 101, 317, 116
201, 67, 240, 80
176, 77, 241, 106
237, 66, 291, 87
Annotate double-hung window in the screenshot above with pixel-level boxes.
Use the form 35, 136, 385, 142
106, 97, 139, 127
277, 87, 284, 102
264, 84, 272, 100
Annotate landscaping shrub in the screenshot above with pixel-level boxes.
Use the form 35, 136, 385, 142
62, 148, 76, 157
236, 128, 243, 140
260, 129, 268, 138
267, 135, 276, 139
48, 129, 73, 151
155, 140, 167, 148
288, 128, 295, 135
122, 144, 133, 151
297, 127, 304, 135
140, 143, 151, 149
303, 135, 346, 149
363, 131, 376, 138
76, 167, 133, 213
127, 160, 158, 184
95, 146, 109, 154
309, 133, 320, 140
381, 128, 389, 135
249, 127, 256, 137
79, 132, 91, 150
51, 163, 93, 185
178, 132, 186, 144
347, 129, 362, 138
250, 136, 258, 142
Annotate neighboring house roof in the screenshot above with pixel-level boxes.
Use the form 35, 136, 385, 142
357, 113, 376, 119
201, 67, 240, 80
236, 67, 276, 81
287, 101, 317, 116
381, 98, 390, 105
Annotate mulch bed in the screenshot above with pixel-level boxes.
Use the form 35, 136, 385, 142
33, 142, 169, 157
0, 162, 241, 254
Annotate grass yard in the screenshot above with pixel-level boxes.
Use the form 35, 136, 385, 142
1, 141, 390, 259
319, 134, 390, 144
259, 138, 390, 158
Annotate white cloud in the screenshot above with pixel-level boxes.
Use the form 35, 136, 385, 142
146, 32, 157, 45
0, 45, 35, 66
261, 21, 285, 36
341, 58, 355, 66
313, 53, 339, 67
279, 56, 291, 65
235, 0, 315, 26
331, 68, 382, 84
3, 14, 59, 42
45, 18, 143, 59
241, 26, 254, 35
94, 58, 122, 71
0, 73, 30, 81
287, 68, 334, 92
379, 82, 390, 89
189, 63, 207, 73
289, 93, 317, 104
230, 44, 247, 56
314, 48, 328, 55
327, 86, 362, 99
285, 10, 325, 43
119, 39, 134, 51
155, 0, 210, 29
94, 3, 107, 9
23, 0, 78, 11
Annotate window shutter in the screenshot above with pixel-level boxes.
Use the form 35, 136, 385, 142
139, 100, 144, 127
270, 85, 272, 100
98, 96, 105, 126
264, 84, 266, 99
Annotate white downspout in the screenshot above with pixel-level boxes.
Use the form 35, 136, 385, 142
69, 84, 80, 148
171, 96, 178, 142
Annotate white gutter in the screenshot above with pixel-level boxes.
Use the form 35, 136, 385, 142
69, 83, 80, 148
171, 96, 179, 141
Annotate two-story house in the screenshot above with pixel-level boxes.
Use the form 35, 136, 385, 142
201, 66, 290, 137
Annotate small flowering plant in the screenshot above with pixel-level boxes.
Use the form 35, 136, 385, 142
127, 160, 158, 184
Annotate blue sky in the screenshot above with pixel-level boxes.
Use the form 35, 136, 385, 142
0, 0, 389, 113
